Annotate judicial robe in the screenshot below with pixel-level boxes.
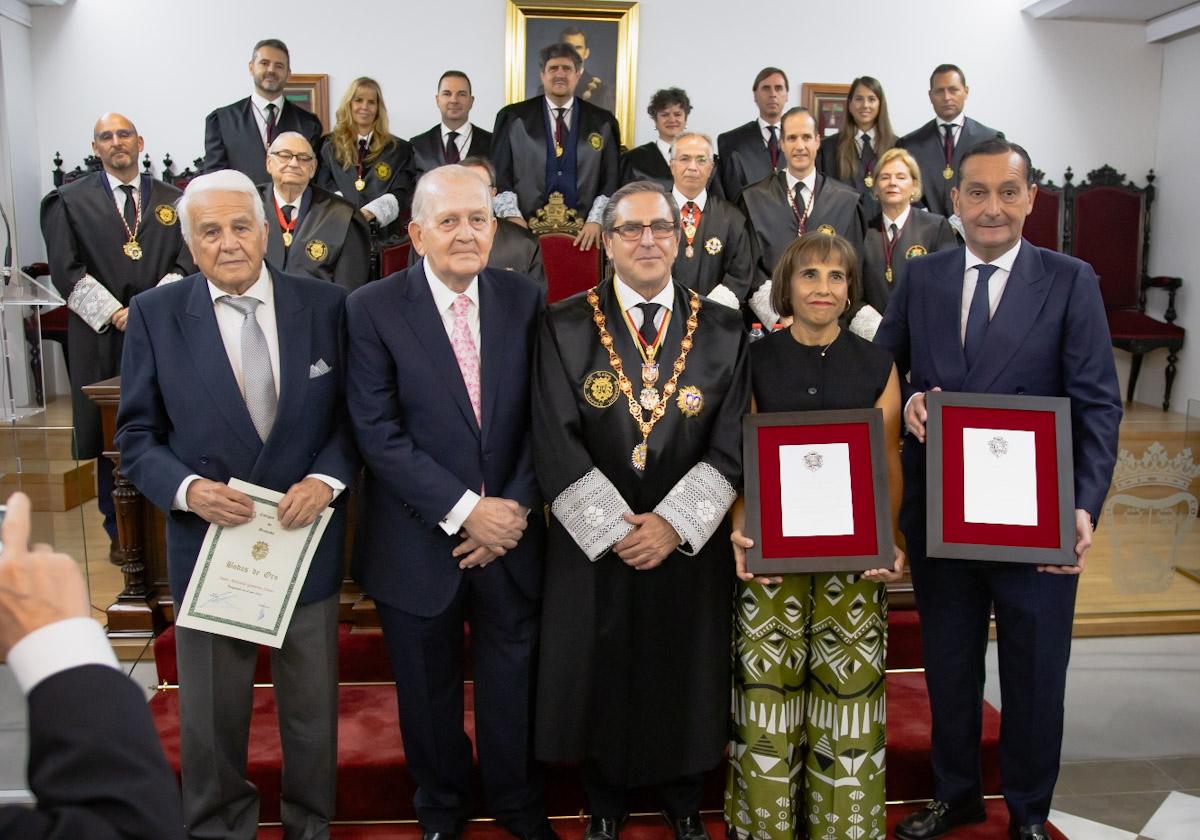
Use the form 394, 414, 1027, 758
260, 183, 372, 292
408, 219, 546, 289
717, 120, 775, 204
816, 133, 882, 220
40, 172, 194, 459
532, 279, 749, 786
492, 96, 620, 219
409, 123, 492, 177
896, 116, 1003, 217
202, 96, 324, 185
861, 207, 957, 313
316, 135, 416, 241
620, 142, 727, 200
672, 194, 753, 305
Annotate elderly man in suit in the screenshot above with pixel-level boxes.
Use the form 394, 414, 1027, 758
346, 165, 555, 840
203, 38, 324, 184
716, 66, 788, 203
116, 169, 357, 840
896, 64, 1002, 219
410, 71, 493, 178
875, 139, 1122, 840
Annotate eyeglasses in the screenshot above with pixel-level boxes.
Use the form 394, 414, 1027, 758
673, 155, 711, 167
270, 151, 315, 164
612, 220, 677, 241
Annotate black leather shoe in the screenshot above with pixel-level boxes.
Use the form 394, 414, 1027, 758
513, 820, 561, 840
664, 812, 710, 840
1010, 824, 1050, 840
583, 815, 621, 840
422, 832, 458, 840
894, 799, 987, 840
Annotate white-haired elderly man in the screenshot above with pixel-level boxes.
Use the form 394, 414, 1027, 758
116, 169, 358, 840
345, 165, 555, 840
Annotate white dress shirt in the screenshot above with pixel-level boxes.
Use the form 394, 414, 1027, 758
545, 97, 573, 131
856, 127, 877, 155
614, 275, 674, 332
758, 116, 781, 147
273, 187, 302, 225
960, 240, 1020, 342
937, 115, 966, 147
673, 187, 708, 212
6, 617, 120, 695
655, 137, 672, 167
251, 92, 286, 147
106, 171, 140, 215
882, 205, 912, 235
442, 122, 473, 158
785, 169, 817, 203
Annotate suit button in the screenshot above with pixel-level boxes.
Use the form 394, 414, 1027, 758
199, 457, 209, 465
807, 387, 818, 395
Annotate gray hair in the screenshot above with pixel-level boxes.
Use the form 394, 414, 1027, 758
600, 180, 680, 234
267, 130, 314, 155
176, 169, 264, 243
669, 131, 715, 160
411, 164, 493, 225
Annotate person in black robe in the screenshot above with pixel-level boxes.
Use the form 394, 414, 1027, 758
411, 70, 493, 178
716, 67, 788, 203
667, 132, 751, 310
264, 132, 370, 291
619, 87, 690, 190
40, 112, 194, 543
316, 76, 416, 244
532, 182, 749, 840
815, 75, 897, 221
739, 108, 866, 327
202, 38, 323, 185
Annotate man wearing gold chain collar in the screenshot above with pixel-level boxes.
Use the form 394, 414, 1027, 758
532, 181, 750, 840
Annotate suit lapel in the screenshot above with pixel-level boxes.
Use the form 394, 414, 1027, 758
926, 248, 968, 388
963, 241, 1049, 392
467, 125, 488, 157
254, 270, 310, 477
240, 98, 265, 152
477, 271, 506, 444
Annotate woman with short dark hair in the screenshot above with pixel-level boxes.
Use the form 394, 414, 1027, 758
618, 87, 693, 189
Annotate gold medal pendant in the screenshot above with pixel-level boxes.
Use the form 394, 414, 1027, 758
943, 165, 954, 180
631, 441, 648, 471
885, 266, 894, 284
282, 231, 293, 247
639, 387, 660, 411
864, 175, 874, 189
685, 245, 694, 259
122, 239, 143, 261
641, 362, 659, 386
354, 178, 366, 191
555, 144, 564, 158
683, 224, 697, 239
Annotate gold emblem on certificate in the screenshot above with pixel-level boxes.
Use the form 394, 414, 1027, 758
943, 165, 954, 180
676, 385, 704, 417
588, 132, 603, 151
817, 224, 836, 236
583, 370, 619, 408
905, 244, 928, 259
251, 540, 270, 561
305, 239, 329, 262
863, 175, 874, 189
281, 231, 293, 247
375, 162, 392, 180
154, 204, 177, 226
122, 239, 143, 260
354, 178, 366, 191
704, 237, 723, 255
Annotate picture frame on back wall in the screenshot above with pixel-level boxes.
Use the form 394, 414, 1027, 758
801, 82, 851, 138
505, 0, 639, 149
284, 73, 330, 133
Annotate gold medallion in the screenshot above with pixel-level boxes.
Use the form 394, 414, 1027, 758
639, 387, 660, 411
122, 239, 143, 260
864, 175, 874, 189
641, 362, 659, 386
588, 132, 603, 151
583, 370, 619, 408
305, 239, 329, 263
354, 178, 366, 191
885, 266, 894, 284
943, 165, 954, 180
676, 385, 704, 417
282, 231, 293, 247
375, 162, 392, 180
905, 244, 929, 259
154, 204, 177, 226
683, 223, 697, 239
631, 442, 647, 471
555, 144, 564, 158
685, 245, 694, 259
704, 237, 722, 255
817, 224, 836, 235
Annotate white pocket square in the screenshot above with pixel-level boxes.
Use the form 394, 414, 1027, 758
309, 360, 332, 378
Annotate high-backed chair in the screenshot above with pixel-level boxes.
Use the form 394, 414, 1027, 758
1070, 166, 1184, 410
1024, 168, 1067, 252
528, 191, 600, 303
379, 241, 412, 278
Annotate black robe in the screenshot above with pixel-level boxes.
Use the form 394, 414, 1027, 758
316, 135, 416, 240
408, 219, 545, 290
716, 120, 775, 203
532, 279, 749, 786
492, 96, 620, 219
619, 141, 672, 190
671, 194, 753, 303
816, 133, 882, 220
409, 123, 493, 178
40, 172, 194, 458
861, 207, 958, 313
896, 116, 1003, 217
260, 183, 371, 292
202, 97, 324, 185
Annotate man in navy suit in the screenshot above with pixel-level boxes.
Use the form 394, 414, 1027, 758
875, 139, 1121, 840
345, 166, 555, 840
116, 169, 357, 840
202, 38, 324, 185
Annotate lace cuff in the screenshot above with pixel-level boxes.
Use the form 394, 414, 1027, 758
706, 283, 741, 310
586, 195, 609, 225
362, 193, 399, 227
157, 272, 183, 287
848, 303, 882, 340
493, 191, 521, 219
551, 467, 634, 561
67, 274, 121, 333
748, 280, 779, 328
653, 462, 736, 555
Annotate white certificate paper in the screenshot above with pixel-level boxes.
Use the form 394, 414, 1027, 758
779, 443, 855, 537
962, 428, 1038, 526
175, 478, 333, 647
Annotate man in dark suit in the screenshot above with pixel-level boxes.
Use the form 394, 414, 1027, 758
875, 140, 1122, 840
896, 64, 1002, 219
717, 66, 788, 203
40, 112, 195, 549
0, 490, 184, 840
261, 131, 371, 290
739, 107, 866, 326
116, 169, 358, 840
346, 166, 555, 840
668, 132, 751, 309
492, 42, 620, 251
202, 38, 324, 185
410, 70, 493, 178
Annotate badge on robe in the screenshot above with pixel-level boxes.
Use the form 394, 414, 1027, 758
676, 385, 703, 417
817, 224, 836, 235
704, 237, 722, 255
154, 204, 178, 226
905, 244, 929, 259
583, 370, 618, 408
588, 132, 603, 151
375, 162, 392, 180
305, 239, 329, 263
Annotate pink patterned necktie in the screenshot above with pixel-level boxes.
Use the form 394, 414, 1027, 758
450, 294, 482, 425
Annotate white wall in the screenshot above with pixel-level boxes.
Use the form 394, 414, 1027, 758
0, 4, 44, 268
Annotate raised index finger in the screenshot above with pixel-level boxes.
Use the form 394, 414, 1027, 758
1, 492, 33, 560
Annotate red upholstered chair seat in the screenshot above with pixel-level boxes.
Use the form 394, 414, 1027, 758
540, 234, 600, 303
1106, 309, 1186, 341
380, 242, 412, 278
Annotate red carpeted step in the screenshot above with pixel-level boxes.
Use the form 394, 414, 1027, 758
886, 607, 924, 671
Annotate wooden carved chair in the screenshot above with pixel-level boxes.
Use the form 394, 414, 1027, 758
1070, 166, 1184, 410
1024, 167, 1068, 252
530, 192, 601, 303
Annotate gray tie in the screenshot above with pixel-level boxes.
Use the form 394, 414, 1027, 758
220, 295, 277, 441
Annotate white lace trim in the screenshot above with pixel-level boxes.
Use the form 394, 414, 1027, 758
156, 272, 183, 287
493, 191, 521, 219
586, 195, 609, 225
66, 274, 122, 333
748, 279, 779, 328
362, 193, 399, 227
654, 461, 736, 556
848, 303, 883, 341
706, 283, 741, 310
551, 467, 634, 561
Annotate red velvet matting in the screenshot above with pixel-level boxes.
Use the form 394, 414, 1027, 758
886, 608, 924, 671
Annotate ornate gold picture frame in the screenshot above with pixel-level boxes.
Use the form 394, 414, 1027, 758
285, 73, 330, 132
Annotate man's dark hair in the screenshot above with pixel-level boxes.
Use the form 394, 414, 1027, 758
437, 70, 472, 94
459, 155, 497, 187
252, 38, 290, 62
753, 66, 789, 91
558, 25, 586, 46
958, 138, 1034, 186
540, 42, 583, 71
779, 106, 814, 135
647, 87, 692, 119
601, 181, 681, 235
929, 63, 966, 88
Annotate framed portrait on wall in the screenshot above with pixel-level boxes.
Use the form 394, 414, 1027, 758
284, 73, 330, 132
801, 82, 850, 138
505, 0, 639, 148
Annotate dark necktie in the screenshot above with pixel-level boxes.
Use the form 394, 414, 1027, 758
357, 138, 368, 165
119, 184, 137, 231
942, 123, 956, 162
889, 222, 898, 242
767, 124, 780, 169
265, 103, 278, 144
554, 108, 567, 150
860, 133, 875, 171
445, 130, 461, 163
963, 264, 998, 368
793, 182, 807, 232
636, 302, 660, 347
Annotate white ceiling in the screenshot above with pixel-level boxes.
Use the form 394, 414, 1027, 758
1024, 0, 1196, 21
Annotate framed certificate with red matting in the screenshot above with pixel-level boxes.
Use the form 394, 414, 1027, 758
743, 409, 894, 575
925, 391, 1075, 565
